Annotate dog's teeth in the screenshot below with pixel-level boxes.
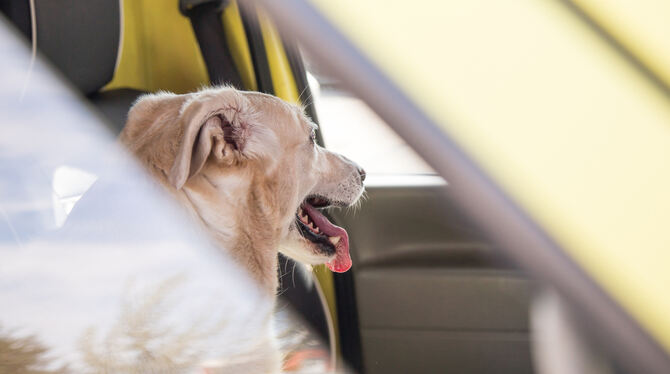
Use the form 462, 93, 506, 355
308, 222, 315, 230
329, 236, 341, 245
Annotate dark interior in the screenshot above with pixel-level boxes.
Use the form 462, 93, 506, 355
330, 179, 534, 374
0, 0, 143, 133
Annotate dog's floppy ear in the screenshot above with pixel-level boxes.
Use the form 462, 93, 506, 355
168, 99, 243, 189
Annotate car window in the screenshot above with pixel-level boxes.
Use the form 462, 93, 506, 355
307, 67, 435, 176
0, 20, 315, 373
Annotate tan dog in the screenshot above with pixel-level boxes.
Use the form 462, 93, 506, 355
120, 86, 365, 295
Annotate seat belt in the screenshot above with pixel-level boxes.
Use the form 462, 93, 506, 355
179, 0, 245, 89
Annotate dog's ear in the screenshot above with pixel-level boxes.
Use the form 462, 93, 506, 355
168, 90, 284, 189
121, 92, 188, 153
123, 88, 280, 190
169, 100, 240, 189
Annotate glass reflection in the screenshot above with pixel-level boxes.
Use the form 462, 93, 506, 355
0, 18, 288, 373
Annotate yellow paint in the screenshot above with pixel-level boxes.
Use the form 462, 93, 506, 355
309, 0, 670, 353
105, 0, 209, 93
572, 0, 670, 88
222, 1, 257, 90
258, 10, 300, 103
313, 264, 339, 351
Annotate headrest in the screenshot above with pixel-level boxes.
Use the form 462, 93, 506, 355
1, 0, 120, 95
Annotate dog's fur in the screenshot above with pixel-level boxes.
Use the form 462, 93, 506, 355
119, 87, 364, 371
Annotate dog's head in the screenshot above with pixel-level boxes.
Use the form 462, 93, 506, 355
121, 87, 365, 273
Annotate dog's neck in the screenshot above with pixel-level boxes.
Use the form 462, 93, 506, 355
176, 172, 283, 294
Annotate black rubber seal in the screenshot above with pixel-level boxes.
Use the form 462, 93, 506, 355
239, 4, 274, 94
182, 1, 245, 88
282, 37, 325, 146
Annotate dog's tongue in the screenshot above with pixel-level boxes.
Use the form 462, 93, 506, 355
325, 233, 351, 273
302, 204, 352, 273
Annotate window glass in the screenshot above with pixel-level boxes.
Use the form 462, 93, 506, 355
0, 21, 317, 373
307, 65, 435, 176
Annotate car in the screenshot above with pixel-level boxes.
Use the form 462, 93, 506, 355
1, 1, 669, 373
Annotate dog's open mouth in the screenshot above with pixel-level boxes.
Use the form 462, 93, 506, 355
296, 197, 352, 273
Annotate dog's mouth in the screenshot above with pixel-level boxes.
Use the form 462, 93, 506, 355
296, 196, 351, 273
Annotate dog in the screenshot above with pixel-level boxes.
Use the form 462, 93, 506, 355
119, 86, 365, 372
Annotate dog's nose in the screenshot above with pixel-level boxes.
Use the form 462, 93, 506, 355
358, 167, 366, 182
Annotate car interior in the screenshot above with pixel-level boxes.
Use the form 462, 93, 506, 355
0, 1, 535, 373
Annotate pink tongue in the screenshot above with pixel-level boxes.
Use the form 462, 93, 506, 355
302, 203, 352, 273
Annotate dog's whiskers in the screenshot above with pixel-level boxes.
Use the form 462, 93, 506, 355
296, 84, 313, 108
